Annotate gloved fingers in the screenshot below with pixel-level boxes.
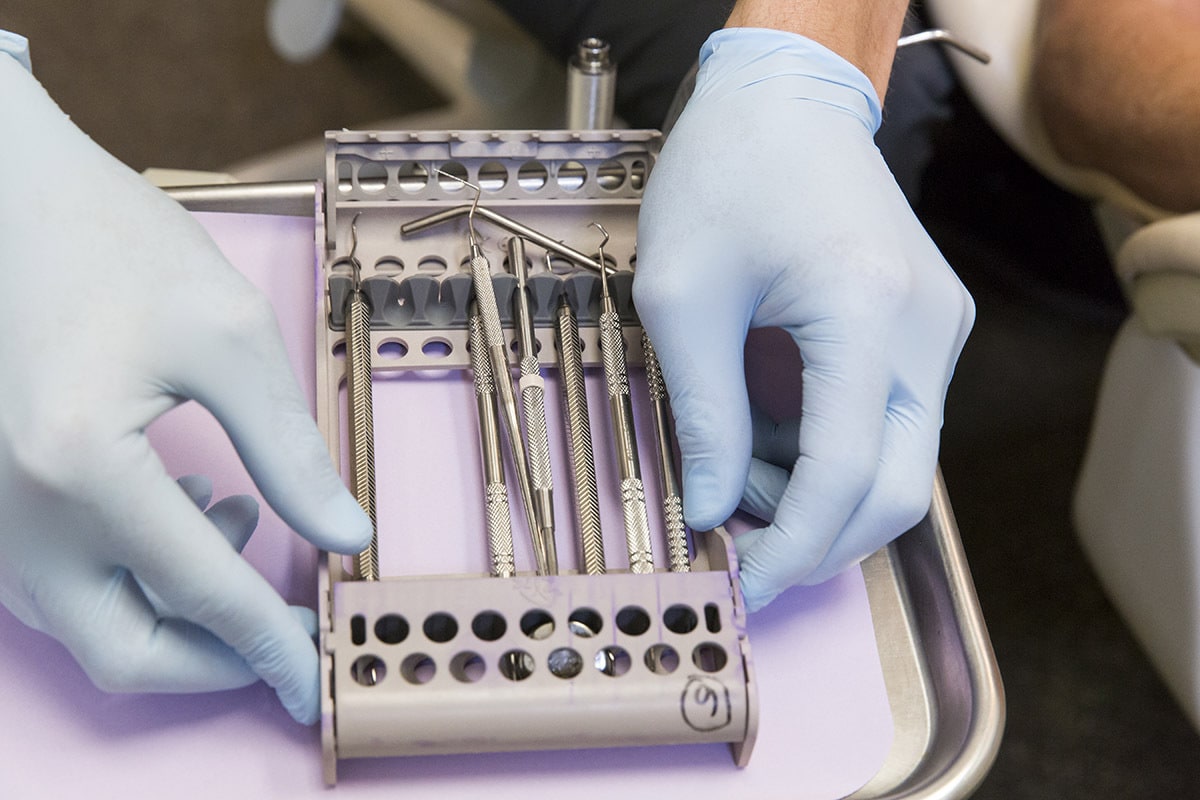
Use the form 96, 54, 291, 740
739, 457, 789, 523
36, 568, 262, 695
734, 329, 891, 610
169, 299, 370, 557
107, 467, 324, 724
176, 474, 213, 510
634, 254, 757, 531
140, 491, 260, 618
801, 396, 942, 586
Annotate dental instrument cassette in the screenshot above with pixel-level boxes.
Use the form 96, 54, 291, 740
314, 130, 757, 784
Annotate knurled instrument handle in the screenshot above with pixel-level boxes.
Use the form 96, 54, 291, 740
555, 299, 606, 575
470, 310, 516, 578
346, 287, 379, 581
642, 332, 689, 572
600, 305, 653, 573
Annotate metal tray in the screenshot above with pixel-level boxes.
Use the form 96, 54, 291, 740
168, 181, 1005, 800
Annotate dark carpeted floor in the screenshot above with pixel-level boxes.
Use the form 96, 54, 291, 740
7, 2, 1200, 796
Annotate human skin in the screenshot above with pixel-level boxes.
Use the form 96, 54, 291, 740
1033, 0, 1200, 212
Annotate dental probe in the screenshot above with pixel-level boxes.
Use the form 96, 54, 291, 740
468, 301, 517, 578
553, 261, 605, 575
641, 332, 690, 572
453, 177, 554, 575
341, 214, 379, 581
509, 237, 557, 574
401, 204, 607, 275
592, 223, 653, 574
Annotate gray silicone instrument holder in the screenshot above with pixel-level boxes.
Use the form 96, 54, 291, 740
315, 130, 758, 785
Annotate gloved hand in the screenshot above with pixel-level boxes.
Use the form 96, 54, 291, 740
0, 55, 371, 724
634, 29, 974, 611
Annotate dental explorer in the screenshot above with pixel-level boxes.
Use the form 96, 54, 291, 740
642, 332, 690, 572
341, 213, 379, 581
455, 176, 556, 575
592, 223, 653, 574
469, 300, 517, 578
509, 237, 557, 570
553, 255, 605, 575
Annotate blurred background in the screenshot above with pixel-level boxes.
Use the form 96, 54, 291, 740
6, 1, 1200, 796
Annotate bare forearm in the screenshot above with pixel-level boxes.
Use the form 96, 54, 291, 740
1034, 0, 1200, 212
724, 0, 909, 101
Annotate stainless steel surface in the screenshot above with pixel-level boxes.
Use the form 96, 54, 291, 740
470, 243, 554, 575
555, 293, 606, 575
401, 204, 608, 275
469, 303, 516, 579
896, 29, 991, 65
509, 237, 557, 563
343, 218, 379, 581
166, 180, 318, 216
593, 225, 652, 574
566, 37, 616, 130
850, 472, 1006, 799
641, 332, 689, 573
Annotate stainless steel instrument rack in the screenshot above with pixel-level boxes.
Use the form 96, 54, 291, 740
169, 136, 1003, 797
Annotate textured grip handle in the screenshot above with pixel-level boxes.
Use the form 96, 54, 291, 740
620, 478, 654, 574
599, 310, 630, 399
556, 302, 605, 575
642, 332, 690, 572
485, 483, 516, 578
471, 254, 504, 343
346, 292, 379, 581
521, 374, 553, 494
663, 495, 689, 573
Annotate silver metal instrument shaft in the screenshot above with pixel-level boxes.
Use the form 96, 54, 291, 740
591, 223, 653, 574
342, 214, 379, 581
509, 238, 557, 572
401, 204, 606, 275
459, 191, 555, 576
642, 332, 689, 572
554, 274, 605, 575
469, 301, 517, 578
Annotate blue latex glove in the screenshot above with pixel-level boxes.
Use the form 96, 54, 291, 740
634, 29, 974, 611
0, 54, 371, 724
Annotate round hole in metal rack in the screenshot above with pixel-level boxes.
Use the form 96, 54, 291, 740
663, 604, 698, 635
548, 647, 583, 679
417, 255, 448, 273
332, 341, 346, 361
691, 643, 728, 673
644, 644, 680, 675
438, 161, 469, 192
357, 162, 388, 194
546, 255, 573, 275
421, 338, 453, 359
556, 161, 587, 192
478, 161, 508, 192
397, 161, 429, 193
499, 650, 536, 681
336, 160, 354, 194
400, 653, 437, 685
520, 609, 555, 640
377, 339, 408, 360
567, 608, 603, 638
597, 159, 627, 191
471, 610, 507, 641
350, 654, 386, 687
629, 159, 647, 191
594, 646, 631, 677
450, 651, 486, 683
374, 256, 404, 275
423, 612, 458, 643
615, 606, 651, 636
375, 614, 409, 645
517, 160, 548, 192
